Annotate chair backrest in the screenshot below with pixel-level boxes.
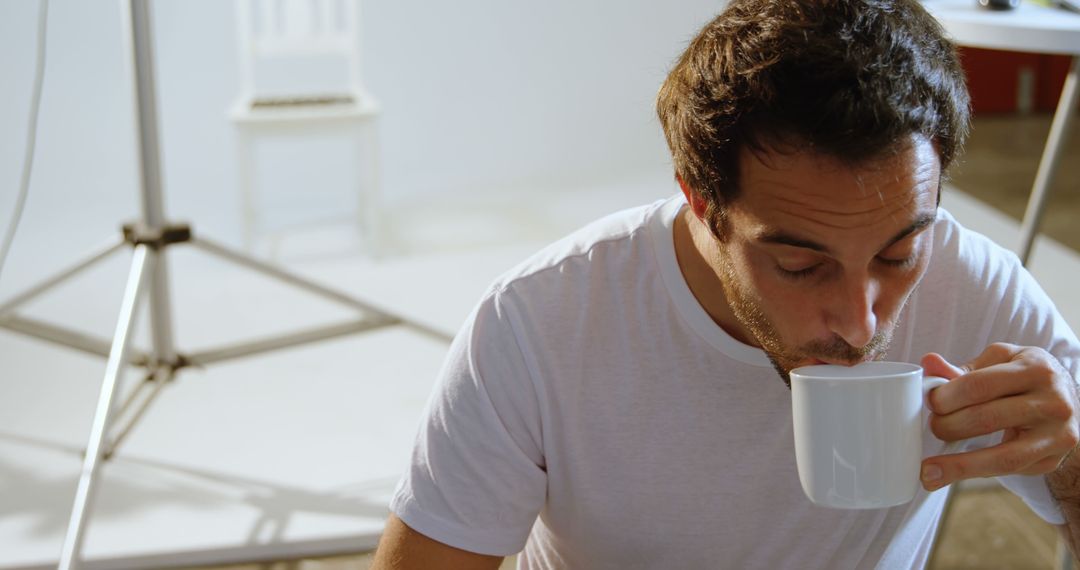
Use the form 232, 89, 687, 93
235, 0, 364, 104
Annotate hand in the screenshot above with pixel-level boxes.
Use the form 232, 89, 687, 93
920, 343, 1080, 491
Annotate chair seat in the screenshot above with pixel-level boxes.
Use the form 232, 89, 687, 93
229, 0, 381, 258
229, 94, 379, 124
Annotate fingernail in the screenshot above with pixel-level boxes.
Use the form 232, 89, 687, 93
922, 464, 943, 482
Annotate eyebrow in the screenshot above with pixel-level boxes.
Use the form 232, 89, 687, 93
757, 212, 937, 255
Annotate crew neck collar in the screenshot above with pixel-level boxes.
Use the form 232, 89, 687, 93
649, 195, 772, 368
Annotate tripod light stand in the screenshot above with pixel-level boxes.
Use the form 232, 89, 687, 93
0, 2, 451, 568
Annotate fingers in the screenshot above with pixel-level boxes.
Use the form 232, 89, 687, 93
920, 352, 966, 380
920, 344, 1080, 489
965, 342, 1024, 372
922, 344, 1027, 414
922, 427, 1076, 490
929, 359, 1031, 414
930, 395, 1066, 441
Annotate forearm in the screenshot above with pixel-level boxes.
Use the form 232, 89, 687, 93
371, 514, 504, 570
1046, 457, 1080, 558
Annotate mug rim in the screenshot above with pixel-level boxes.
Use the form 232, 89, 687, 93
790, 361, 921, 381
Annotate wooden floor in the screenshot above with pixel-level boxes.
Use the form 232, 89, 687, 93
950, 114, 1080, 254
931, 485, 1066, 570
182, 113, 1080, 569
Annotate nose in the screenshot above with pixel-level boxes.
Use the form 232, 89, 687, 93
826, 273, 878, 349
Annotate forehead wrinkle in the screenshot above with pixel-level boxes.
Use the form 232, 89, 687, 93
739, 136, 941, 245
772, 201, 898, 219
753, 146, 940, 202
763, 171, 936, 217
768, 191, 924, 226
763, 210, 883, 234
757, 175, 927, 211
758, 198, 933, 249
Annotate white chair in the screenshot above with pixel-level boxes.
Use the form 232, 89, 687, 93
230, 0, 381, 257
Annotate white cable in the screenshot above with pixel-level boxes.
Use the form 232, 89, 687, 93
0, 0, 50, 288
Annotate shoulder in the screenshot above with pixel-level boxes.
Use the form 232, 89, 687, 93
917, 208, 1073, 354
485, 197, 671, 300
925, 208, 1023, 293
930, 208, 1019, 270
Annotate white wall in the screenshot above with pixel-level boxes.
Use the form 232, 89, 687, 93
0, 0, 722, 285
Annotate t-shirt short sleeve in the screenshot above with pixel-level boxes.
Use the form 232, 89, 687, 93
1003, 262, 1079, 525
949, 224, 1080, 526
996, 473, 1066, 525
389, 287, 547, 556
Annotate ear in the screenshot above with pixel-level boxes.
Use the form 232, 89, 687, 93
676, 175, 709, 220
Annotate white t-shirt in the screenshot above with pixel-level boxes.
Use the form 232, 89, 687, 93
390, 195, 1080, 569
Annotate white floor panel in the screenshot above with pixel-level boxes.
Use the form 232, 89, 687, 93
1, 185, 1078, 568
0, 235, 543, 569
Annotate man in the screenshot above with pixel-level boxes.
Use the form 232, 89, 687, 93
372, 1, 1080, 568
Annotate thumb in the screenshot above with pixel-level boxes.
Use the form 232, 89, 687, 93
920, 352, 966, 381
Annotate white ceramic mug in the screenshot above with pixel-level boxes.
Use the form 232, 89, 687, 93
790, 361, 960, 509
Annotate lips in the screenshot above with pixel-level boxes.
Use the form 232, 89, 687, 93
793, 352, 879, 368
804, 356, 877, 367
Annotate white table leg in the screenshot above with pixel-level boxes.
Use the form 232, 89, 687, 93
1017, 55, 1080, 266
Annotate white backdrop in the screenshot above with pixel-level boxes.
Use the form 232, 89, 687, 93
0, 4, 733, 565
0, 0, 723, 287
4, 3, 1080, 567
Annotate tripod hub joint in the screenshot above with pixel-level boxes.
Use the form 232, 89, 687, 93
122, 222, 192, 250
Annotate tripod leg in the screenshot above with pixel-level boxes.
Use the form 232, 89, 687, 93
191, 236, 379, 311
190, 236, 452, 342
102, 365, 175, 459
0, 238, 126, 320
57, 244, 155, 570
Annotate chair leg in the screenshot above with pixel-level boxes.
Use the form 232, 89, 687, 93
356, 117, 382, 257
235, 126, 258, 253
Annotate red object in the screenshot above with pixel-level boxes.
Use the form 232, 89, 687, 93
1039, 53, 1074, 112
959, 46, 1075, 115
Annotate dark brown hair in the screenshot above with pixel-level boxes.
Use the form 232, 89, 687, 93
657, 0, 969, 233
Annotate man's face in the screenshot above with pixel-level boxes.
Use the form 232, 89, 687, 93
712, 136, 941, 381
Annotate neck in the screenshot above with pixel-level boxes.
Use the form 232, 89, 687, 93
672, 207, 759, 347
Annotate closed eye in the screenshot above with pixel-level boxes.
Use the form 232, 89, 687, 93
877, 255, 916, 269
776, 264, 821, 280
777, 255, 915, 280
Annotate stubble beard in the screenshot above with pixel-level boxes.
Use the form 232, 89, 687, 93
714, 252, 896, 388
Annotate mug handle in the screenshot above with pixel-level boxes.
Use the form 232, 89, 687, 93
923, 375, 965, 455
